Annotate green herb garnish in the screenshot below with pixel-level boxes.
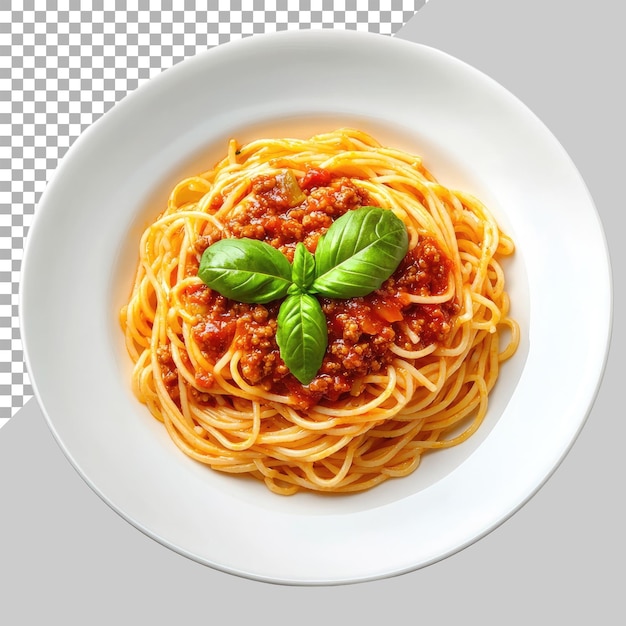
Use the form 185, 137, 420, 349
198, 205, 409, 385
197, 237, 292, 304
276, 291, 328, 386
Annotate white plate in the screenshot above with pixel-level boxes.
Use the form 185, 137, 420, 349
20, 30, 611, 585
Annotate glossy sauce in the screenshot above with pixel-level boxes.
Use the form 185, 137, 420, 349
168, 168, 458, 409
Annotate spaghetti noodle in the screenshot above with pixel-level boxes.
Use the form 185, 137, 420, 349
120, 128, 519, 494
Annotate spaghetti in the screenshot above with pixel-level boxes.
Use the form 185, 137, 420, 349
120, 128, 520, 495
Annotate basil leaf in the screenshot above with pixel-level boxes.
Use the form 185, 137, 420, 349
198, 238, 292, 303
276, 292, 327, 385
291, 242, 316, 291
312, 206, 408, 298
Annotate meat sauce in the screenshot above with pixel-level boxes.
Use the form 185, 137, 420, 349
163, 168, 458, 409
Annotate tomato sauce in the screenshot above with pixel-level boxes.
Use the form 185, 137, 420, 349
176, 168, 458, 409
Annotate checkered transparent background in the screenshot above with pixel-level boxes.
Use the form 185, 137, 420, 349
0, 1, 420, 424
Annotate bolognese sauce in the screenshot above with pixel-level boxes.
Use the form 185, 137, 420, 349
171, 167, 458, 409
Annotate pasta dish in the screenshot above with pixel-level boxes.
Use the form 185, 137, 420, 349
120, 128, 519, 494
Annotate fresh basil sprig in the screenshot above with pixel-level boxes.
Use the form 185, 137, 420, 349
198, 205, 409, 385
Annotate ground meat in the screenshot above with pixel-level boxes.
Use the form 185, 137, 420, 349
222, 171, 369, 259
156, 345, 180, 403
190, 291, 238, 361
234, 303, 287, 386
181, 168, 457, 408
